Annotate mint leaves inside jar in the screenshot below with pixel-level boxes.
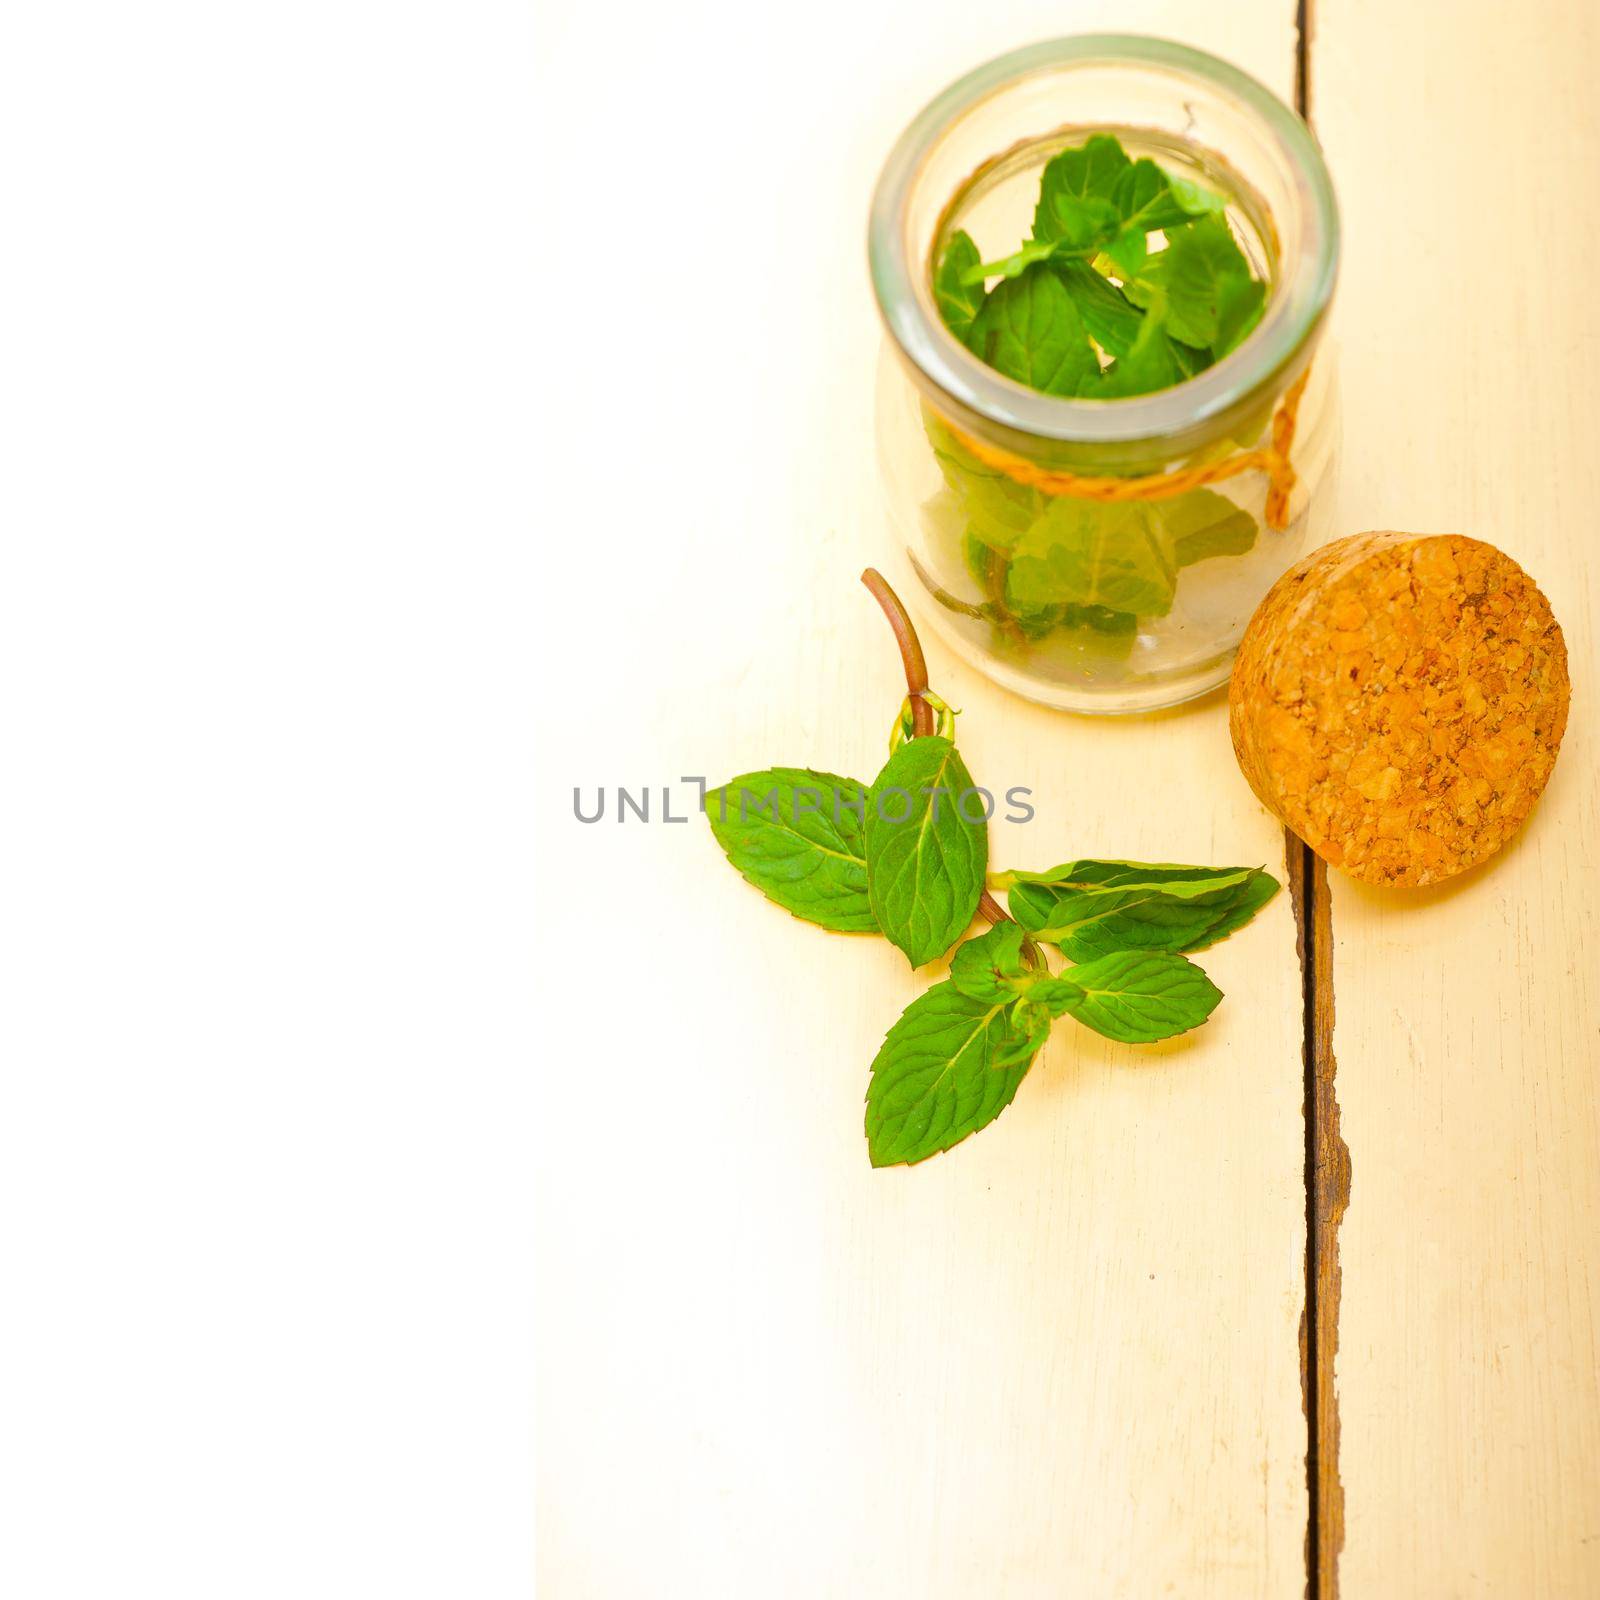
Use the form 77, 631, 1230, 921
937, 134, 1267, 399
922, 133, 1274, 661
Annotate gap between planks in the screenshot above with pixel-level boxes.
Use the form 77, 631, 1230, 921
1289, 839, 1348, 1600
1289, 4, 1347, 1596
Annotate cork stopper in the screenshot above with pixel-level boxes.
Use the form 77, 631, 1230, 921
1228, 532, 1570, 887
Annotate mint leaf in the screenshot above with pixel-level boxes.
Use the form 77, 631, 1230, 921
1034, 950, 1222, 1043
1158, 215, 1256, 351
927, 412, 1044, 552
934, 229, 985, 342
1003, 859, 1257, 891
961, 238, 1057, 287
1119, 248, 1253, 367
1104, 228, 1147, 280
993, 995, 1053, 1068
958, 528, 1140, 648
1004, 859, 1280, 960
1168, 173, 1227, 219
1163, 489, 1258, 566
948, 921, 1031, 1002
1001, 490, 1255, 620
1009, 875, 1248, 961
707, 768, 878, 933
1092, 312, 1190, 398
966, 264, 1099, 396
865, 981, 1037, 1166
1214, 270, 1267, 359
1007, 499, 1178, 617
1111, 157, 1195, 236
1183, 868, 1281, 950
1122, 250, 1167, 314
1008, 602, 1139, 659
1033, 135, 1130, 241
1038, 195, 1120, 254
865, 736, 987, 967
1053, 259, 1143, 359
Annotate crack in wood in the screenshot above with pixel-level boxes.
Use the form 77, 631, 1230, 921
1288, 9, 1344, 1593
1295, 0, 1314, 122
1290, 838, 1348, 1600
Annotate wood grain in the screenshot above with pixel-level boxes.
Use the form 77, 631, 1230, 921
534, 3, 1314, 1595
1315, 0, 1600, 1590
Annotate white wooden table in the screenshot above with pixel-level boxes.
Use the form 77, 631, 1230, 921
535, 1, 1600, 1592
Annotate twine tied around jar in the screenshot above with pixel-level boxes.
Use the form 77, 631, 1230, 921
945, 366, 1312, 532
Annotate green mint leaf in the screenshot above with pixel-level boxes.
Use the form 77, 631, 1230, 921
1092, 309, 1193, 398
1010, 875, 1248, 961
958, 530, 1139, 650
1122, 250, 1167, 314
1007, 499, 1178, 617
706, 768, 878, 933
1158, 214, 1256, 350
1002, 487, 1256, 619
1171, 337, 1213, 379
1162, 489, 1258, 566
1052, 259, 1143, 358
1167, 173, 1227, 218
934, 229, 986, 342
1002, 858, 1257, 891
1182, 869, 1281, 950
1103, 228, 1147, 280
1033, 135, 1131, 241
1214, 270, 1267, 359
1036, 950, 1222, 1043
961, 238, 1057, 286
1037, 194, 1120, 254
1019, 972, 1085, 1016
1111, 157, 1196, 235
993, 996, 1053, 1069
948, 921, 1030, 1002
1077, 604, 1137, 634
926, 413, 1044, 553
1004, 859, 1280, 960
865, 736, 987, 967
1117, 256, 1242, 380
865, 981, 1036, 1166
966, 263, 1100, 396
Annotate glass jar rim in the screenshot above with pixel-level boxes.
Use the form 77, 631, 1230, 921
868, 34, 1340, 445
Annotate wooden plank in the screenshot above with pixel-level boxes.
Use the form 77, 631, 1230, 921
1314, 1, 1600, 1591
534, 5, 1312, 1593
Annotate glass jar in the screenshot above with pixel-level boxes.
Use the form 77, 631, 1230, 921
869, 36, 1340, 713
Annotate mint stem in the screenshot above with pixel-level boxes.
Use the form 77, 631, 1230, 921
861, 568, 933, 737
979, 889, 1013, 927
982, 547, 1025, 645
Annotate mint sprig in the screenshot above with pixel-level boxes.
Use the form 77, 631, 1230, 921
704, 571, 1280, 1168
